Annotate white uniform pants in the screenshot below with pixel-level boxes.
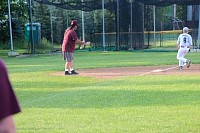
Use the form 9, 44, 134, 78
177, 47, 189, 66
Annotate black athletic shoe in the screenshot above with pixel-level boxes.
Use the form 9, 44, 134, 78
71, 70, 79, 75
65, 71, 71, 75
186, 60, 191, 68
177, 66, 183, 70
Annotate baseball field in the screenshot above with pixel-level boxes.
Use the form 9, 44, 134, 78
2, 50, 200, 132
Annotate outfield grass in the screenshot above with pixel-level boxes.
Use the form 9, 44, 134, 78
2, 51, 200, 132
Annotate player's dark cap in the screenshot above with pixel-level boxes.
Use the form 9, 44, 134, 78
71, 20, 78, 26
183, 27, 189, 32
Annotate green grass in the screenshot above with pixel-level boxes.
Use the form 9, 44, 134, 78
2, 51, 200, 132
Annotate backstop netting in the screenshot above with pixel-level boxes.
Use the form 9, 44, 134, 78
1, 0, 199, 53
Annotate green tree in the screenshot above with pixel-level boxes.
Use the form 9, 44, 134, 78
94, 10, 102, 33
0, 0, 28, 44
156, 5, 173, 30
0, 1, 9, 43
33, 1, 51, 40
176, 5, 187, 21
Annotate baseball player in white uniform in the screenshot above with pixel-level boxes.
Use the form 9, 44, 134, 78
177, 27, 192, 70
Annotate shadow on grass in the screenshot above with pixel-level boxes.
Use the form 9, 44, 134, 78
20, 89, 200, 109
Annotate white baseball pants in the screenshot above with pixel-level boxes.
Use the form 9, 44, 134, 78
177, 47, 189, 66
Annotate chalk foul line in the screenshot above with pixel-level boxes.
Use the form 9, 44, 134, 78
138, 66, 178, 76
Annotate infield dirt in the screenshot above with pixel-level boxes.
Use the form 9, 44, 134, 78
50, 64, 200, 79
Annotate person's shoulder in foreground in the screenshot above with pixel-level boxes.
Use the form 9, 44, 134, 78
0, 59, 21, 133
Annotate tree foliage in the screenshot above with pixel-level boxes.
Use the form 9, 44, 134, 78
0, 0, 28, 44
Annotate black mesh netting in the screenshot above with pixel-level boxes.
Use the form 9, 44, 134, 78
34, 0, 199, 10
33, 0, 199, 50
136, 0, 199, 7
34, 0, 115, 11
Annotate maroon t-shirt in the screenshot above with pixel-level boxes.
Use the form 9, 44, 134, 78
62, 29, 78, 52
0, 59, 21, 120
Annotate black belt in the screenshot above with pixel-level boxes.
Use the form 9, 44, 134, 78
181, 46, 189, 48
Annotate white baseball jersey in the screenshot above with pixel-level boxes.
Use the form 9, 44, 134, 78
177, 33, 192, 47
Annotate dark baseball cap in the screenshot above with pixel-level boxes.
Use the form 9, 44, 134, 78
71, 20, 78, 26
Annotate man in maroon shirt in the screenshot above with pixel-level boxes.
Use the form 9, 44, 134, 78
0, 59, 21, 133
62, 20, 90, 75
